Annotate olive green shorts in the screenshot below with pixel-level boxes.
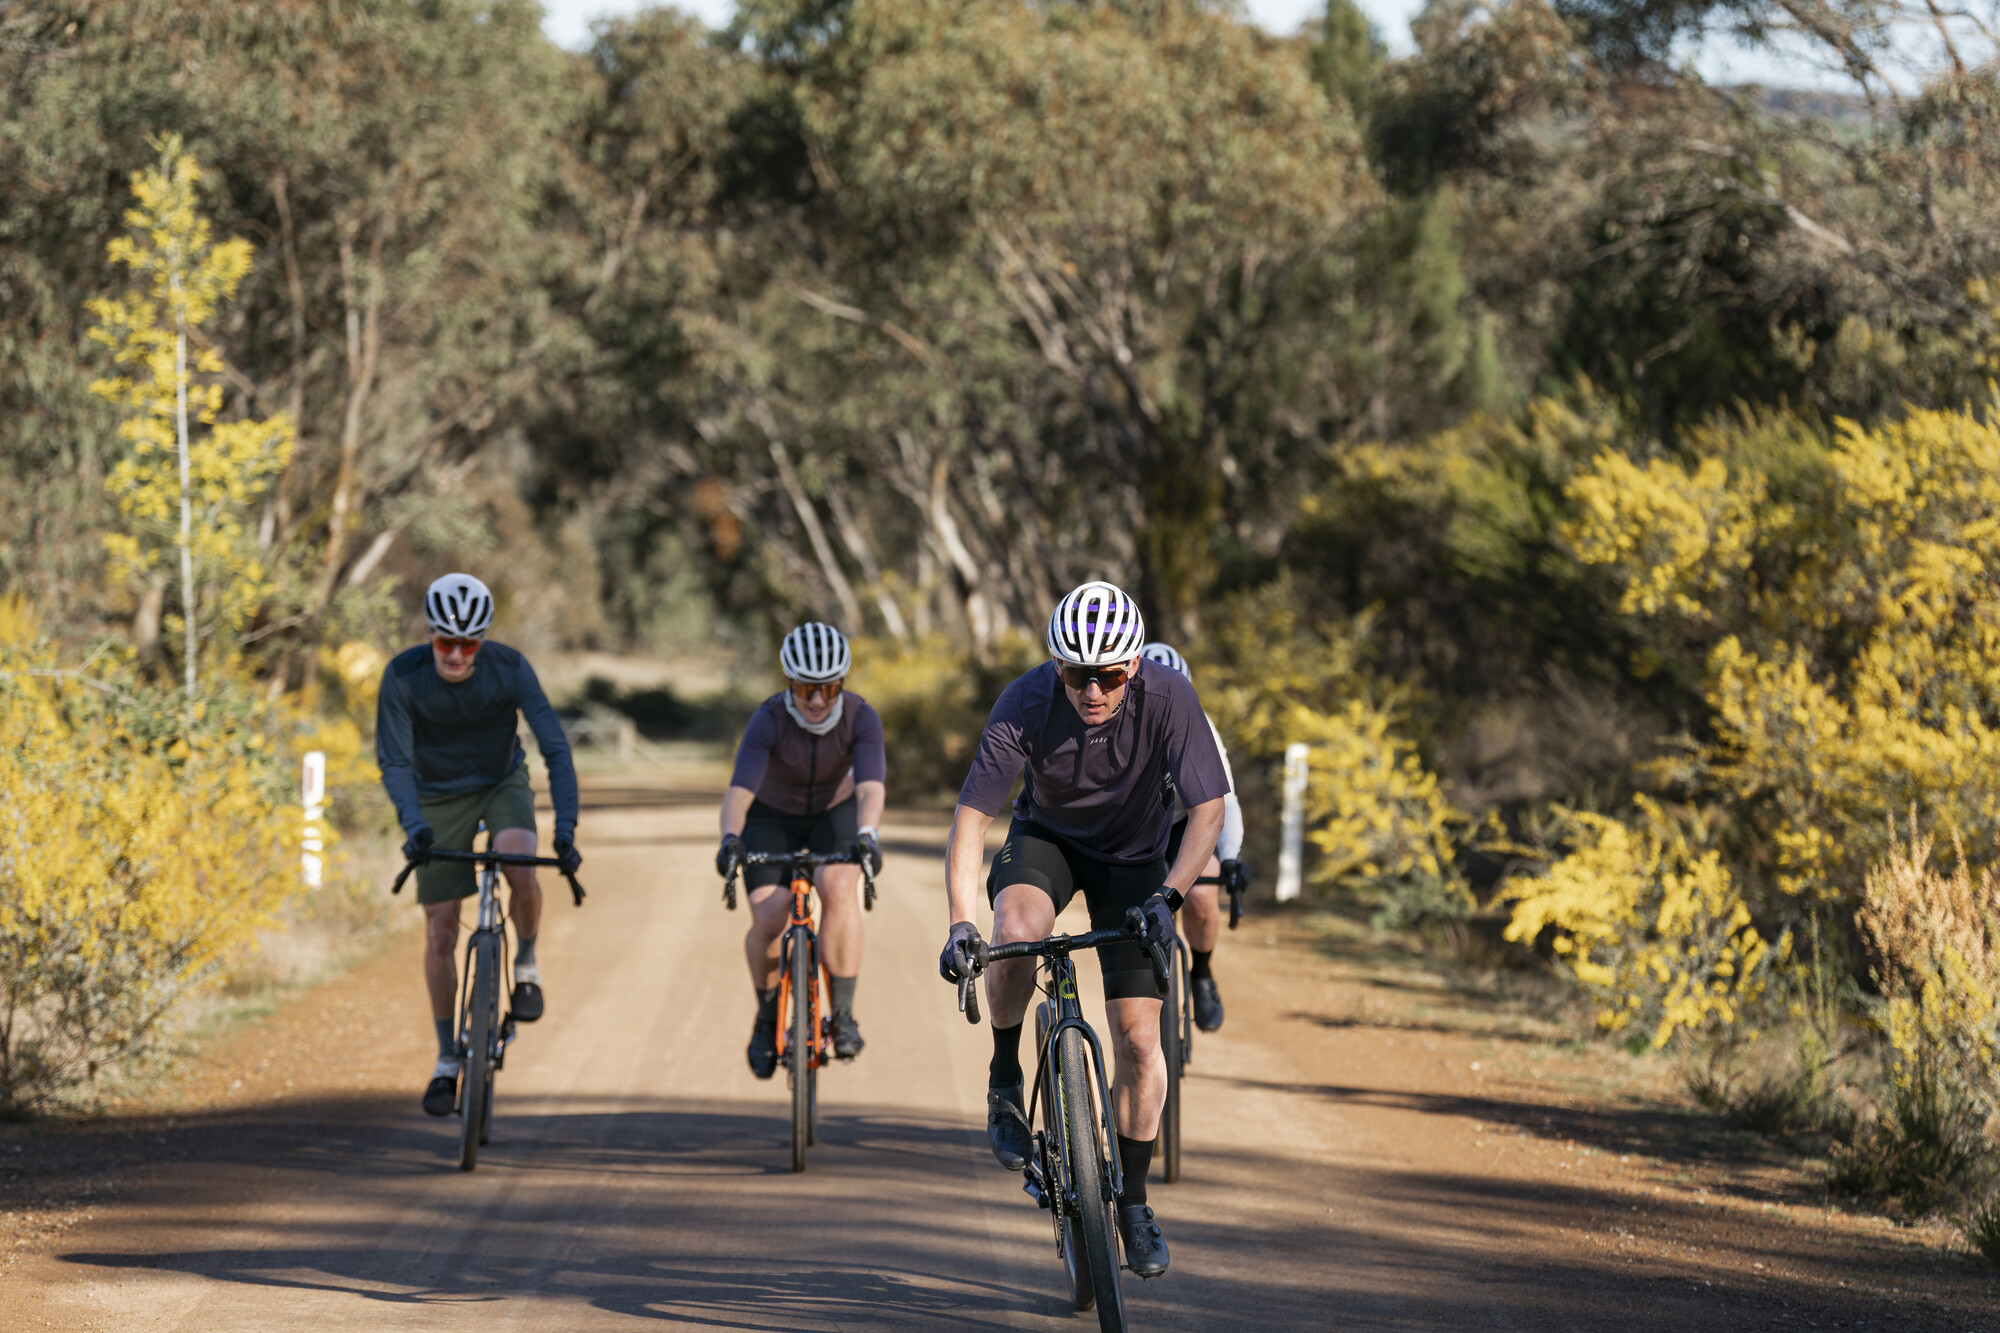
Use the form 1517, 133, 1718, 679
415, 765, 538, 904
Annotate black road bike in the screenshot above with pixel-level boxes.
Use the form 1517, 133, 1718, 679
724, 848, 876, 1172
395, 838, 584, 1171
955, 908, 1168, 1333
1158, 864, 1250, 1185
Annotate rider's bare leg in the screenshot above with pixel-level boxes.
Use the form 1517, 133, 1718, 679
423, 902, 459, 1023
1106, 995, 1167, 1140
744, 884, 788, 991
1182, 854, 1222, 952
816, 863, 864, 976
983, 885, 1057, 1030
495, 827, 541, 945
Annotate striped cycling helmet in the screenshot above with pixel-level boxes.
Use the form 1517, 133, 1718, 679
425, 573, 494, 638
1047, 581, 1147, 667
780, 622, 851, 682
1140, 641, 1190, 682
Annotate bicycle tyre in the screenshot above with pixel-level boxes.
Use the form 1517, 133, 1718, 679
1160, 953, 1184, 1185
1037, 1004, 1092, 1312
789, 926, 813, 1174
1057, 1025, 1126, 1331
459, 932, 498, 1172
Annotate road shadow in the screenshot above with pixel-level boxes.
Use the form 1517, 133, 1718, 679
1201, 1074, 1812, 1203
35, 1088, 2000, 1328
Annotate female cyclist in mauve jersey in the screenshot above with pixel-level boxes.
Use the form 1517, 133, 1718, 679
715, 623, 886, 1076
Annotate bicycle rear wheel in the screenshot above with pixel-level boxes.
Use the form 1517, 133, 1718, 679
459, 932, 498, 1172
788, 926, 813, 1173
1058, 1025, 1126, 1331
1160, 950, 1185, 1184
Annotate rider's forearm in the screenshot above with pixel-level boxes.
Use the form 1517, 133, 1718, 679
854, 780, 886, 833
1164, 798, 1225, 897
720, 786, 757, 838
945, 803, 995, 924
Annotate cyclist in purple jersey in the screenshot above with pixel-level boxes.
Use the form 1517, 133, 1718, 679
716, 623, 887, 1077
939, 581, 1228, 1280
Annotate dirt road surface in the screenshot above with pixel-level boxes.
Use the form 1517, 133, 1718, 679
3, 779, 1995, 1330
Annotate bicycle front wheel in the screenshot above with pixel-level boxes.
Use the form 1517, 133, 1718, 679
788, 927, 814, 1174
459, 932, 499, 1172
1160, 952, 1185, 1185
1058, 1025, 1126, 1331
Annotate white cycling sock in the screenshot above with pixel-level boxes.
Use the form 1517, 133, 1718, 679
514, 961, 541, 986
432, 1055, 464, 1078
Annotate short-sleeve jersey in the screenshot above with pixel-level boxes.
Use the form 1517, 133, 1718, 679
728, 693, 887, 816
957, 660, 1230, 864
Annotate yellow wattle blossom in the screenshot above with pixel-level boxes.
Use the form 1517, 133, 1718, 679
1501, 796, 1783, 1048
0, 624, 296, 1111
86, 135, 293, 688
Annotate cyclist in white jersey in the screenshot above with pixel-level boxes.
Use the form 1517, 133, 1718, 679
1139, 642, 1247, 1032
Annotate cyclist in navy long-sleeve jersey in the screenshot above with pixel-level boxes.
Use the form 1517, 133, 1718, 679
376, 573, 581, 1118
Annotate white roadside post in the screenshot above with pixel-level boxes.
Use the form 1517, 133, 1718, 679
1275, 741, 1308, 903
302, 750, 326, 889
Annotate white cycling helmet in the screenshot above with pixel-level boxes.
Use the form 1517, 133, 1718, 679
780, 622, 851, 682
424, 573, 494, 638
1047, 581, 1147, 667
1140, 641, 1190, 681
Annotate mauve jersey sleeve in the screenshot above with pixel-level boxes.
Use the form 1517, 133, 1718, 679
850, 700, 887, 786
729, 702, 780, 795
1163, 674, 1230, 808
958, 679, 1031, 816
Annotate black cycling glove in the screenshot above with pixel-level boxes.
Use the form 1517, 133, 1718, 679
554, 836, 583, 876
716, 833, 743, 879
1221, 859, 1250, 895
1140, 892, 1178, 951
940, 920, 983, 982
851, 828, 883, 876
402, 826, 435, 865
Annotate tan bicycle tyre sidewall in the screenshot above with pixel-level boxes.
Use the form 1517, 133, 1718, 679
1161, 958, 1183, 1185
459, 933, 497, 1172
790, 926, 812, 1173
1058, 1024, 1125, 1330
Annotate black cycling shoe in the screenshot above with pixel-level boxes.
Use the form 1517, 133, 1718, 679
422, 1070, 459, 1118
830, 1010, 865, 1059
747, 1015, 779, 1079
510, 980, 544, 1024
987, 1083, 1031, 1171
1192, 976, 1224, 1033
1117, 1203, 1170, 1278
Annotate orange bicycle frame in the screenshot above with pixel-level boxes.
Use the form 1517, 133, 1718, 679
773, 867, 825, 1072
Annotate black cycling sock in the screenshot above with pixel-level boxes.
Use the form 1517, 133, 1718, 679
989, 1022, 1024, 1089
434, 1019, 455, 1059
515, 934, 537, 970
827, 974, 857, 1016
1117, 1134, 1154, 1205
756, 987, 779, 1022
1190, 949, 1213, 982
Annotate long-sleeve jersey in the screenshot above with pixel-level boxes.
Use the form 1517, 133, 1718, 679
375, 641, 579, 841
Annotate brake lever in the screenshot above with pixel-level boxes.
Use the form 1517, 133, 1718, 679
1229, 885, 1244, 930
565, 872, 586, 907
723, 869, 739, 911
863, 864, 876, 912
392, 862, 416, 895
958, 971, 982, 1025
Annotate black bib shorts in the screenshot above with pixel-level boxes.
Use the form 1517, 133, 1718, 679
985, 818, 1167, 1002
742, 794, 859, 890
